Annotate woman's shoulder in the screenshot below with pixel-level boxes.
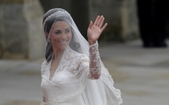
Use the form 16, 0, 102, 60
41, 60, 47, 67
41, 60, 49, 71
40, 60, 47, 75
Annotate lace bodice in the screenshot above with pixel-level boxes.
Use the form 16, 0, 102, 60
41, 42, 101, 105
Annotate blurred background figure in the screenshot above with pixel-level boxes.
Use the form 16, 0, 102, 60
137, 0, 169, 48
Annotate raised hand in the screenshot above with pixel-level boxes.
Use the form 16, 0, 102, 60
87, 15, 108, 45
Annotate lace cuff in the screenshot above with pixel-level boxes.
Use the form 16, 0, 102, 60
88, 41, 101, 79
89, 41, 98, 48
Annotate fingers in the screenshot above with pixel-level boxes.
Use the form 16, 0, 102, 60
88, 21, 93, 29
93, 16, 100, 26
93, 15, 106, 29
101, 23, 108, 32
97, 16, 104, 28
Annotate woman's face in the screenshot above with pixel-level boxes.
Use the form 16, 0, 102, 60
49, 21, 72, 51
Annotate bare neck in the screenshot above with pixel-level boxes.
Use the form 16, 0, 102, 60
53, 50, 64, 61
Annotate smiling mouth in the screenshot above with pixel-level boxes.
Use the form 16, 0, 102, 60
58, 40, 68, 44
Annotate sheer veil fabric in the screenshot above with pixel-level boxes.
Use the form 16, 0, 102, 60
42, 8, 122, 105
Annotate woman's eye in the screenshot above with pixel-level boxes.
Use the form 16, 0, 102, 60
55, 31, 61, 35
65, 29, 70, 34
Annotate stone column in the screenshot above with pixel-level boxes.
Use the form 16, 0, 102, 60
121, 0, 139, 41
0, 0, 45, 59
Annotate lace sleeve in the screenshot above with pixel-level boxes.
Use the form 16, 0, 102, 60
88, 41, 101, 79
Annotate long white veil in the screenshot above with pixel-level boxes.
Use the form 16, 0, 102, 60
42, 8, 122, 105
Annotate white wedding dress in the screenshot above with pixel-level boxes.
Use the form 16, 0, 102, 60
41, 43, 122, 105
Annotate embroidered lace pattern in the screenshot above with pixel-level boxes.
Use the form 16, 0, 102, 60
88, 41, 101, 79
40, 42, 122, 105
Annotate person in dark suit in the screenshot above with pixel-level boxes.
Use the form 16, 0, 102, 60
137, 0, 168, 48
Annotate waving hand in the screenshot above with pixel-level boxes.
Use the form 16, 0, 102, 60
87, 15, 108, 45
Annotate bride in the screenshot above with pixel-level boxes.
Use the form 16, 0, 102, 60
41, 8, 122, 105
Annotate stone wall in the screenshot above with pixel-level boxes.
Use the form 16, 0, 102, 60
0, 0, 45, 59
39, 0, 72, 13
89, 0, 139, 42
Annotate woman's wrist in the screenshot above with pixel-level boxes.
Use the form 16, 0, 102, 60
89, 41, 98, 48
88, 39, 97, 45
